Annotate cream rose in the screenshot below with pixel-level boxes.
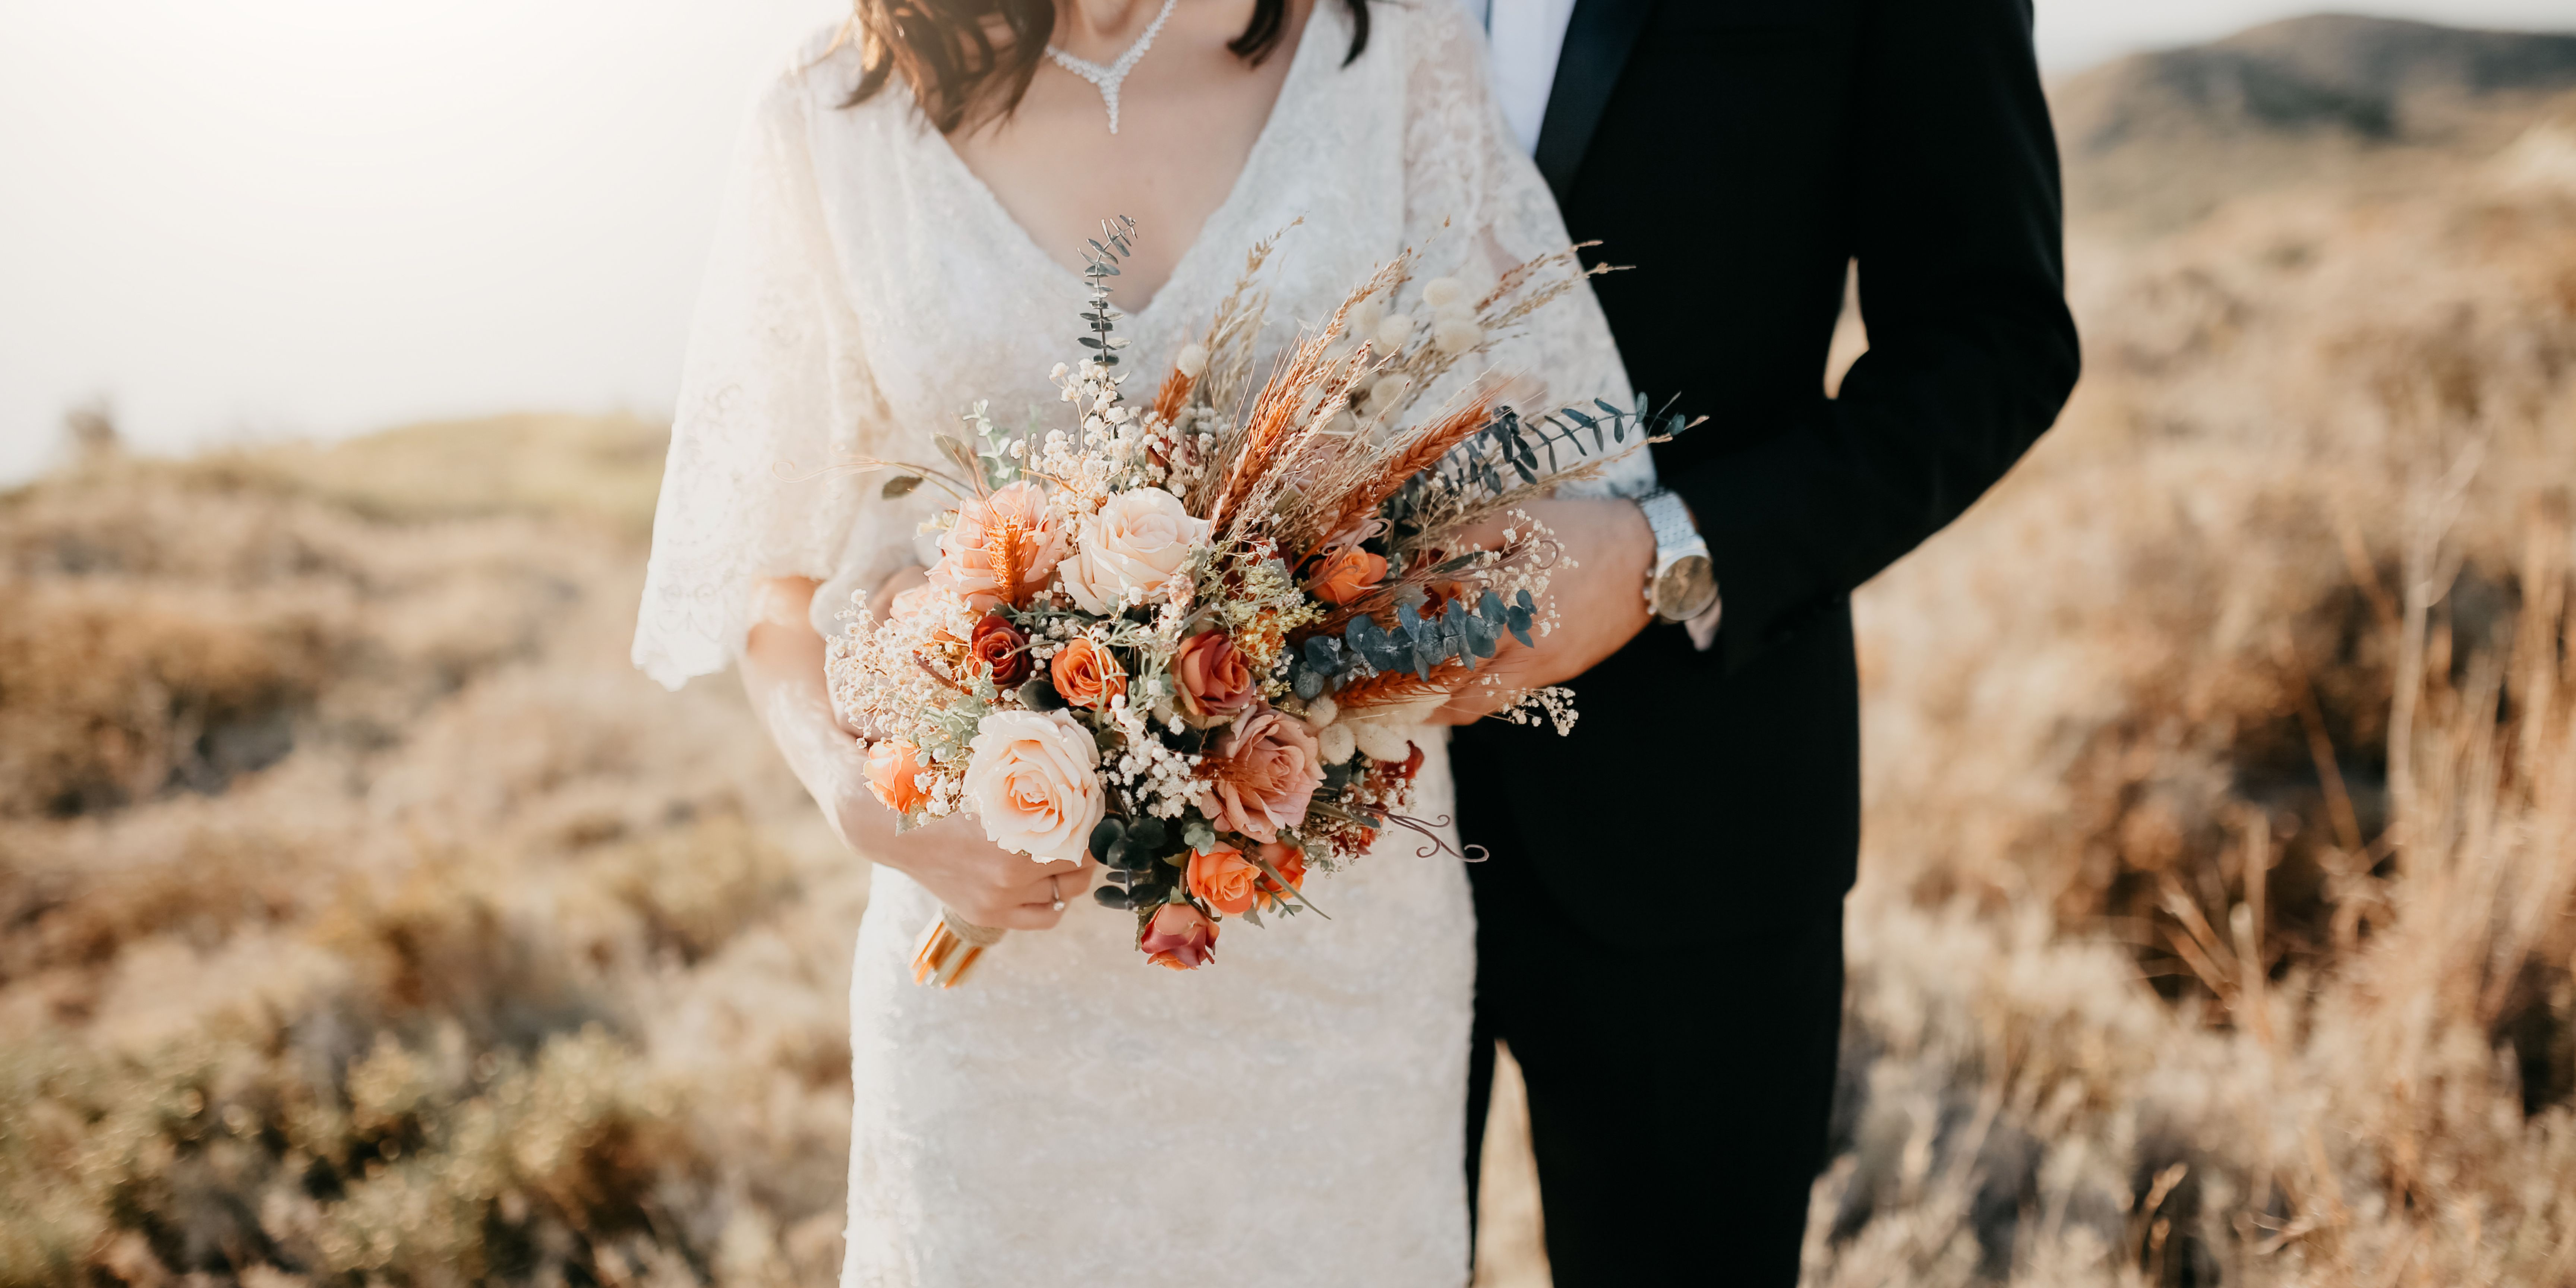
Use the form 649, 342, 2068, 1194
962, 710, 1106, 863
1058, 486, 1210, 613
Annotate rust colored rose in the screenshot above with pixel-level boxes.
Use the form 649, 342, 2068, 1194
1049, 636, 1125, 709
1194, 706, 1325, 843
864, 739, 930, 814
1308, 546, 1388, 606
1139, 901, 1218, 970
1185, 846, 1262, 917
1253, 840, 1307, 911
969, 612, 1031, 686
1172, 631, 1255, 722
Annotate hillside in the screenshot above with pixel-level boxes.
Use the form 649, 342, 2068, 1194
5, 14, 2576, 1288
2054, 13, 2576, 228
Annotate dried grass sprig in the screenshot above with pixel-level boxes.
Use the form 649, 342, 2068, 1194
1331, 656, 1480, 716
1205, 262, 1415, 535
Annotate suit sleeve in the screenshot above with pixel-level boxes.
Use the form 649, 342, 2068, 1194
1666, 0, 2080, 673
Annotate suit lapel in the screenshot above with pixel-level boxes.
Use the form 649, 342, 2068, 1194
1532, 0, 1655, 202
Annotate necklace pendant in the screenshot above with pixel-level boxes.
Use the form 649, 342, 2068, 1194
1046, 0, 1178, 135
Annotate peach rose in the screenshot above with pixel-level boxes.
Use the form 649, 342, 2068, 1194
1194, 707, 1325, 843
929, 480, 1066, 612
1184, 846, 1262, 917
1308, 546, 1388, 606
1254, 840, 1307, 911
1058, 486, 1210, 613
1172, 631, 1256, 722
961, 709, 1105, 862
865, 739, 929, 814
969, 612, 1030, 686
1050, 636, 1125, 709
1139, 901, 1218, 970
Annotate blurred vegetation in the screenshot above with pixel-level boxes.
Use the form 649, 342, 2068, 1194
5, 13, 2576, 1288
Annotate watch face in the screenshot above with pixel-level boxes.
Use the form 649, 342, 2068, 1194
1654, 556, 1718, 620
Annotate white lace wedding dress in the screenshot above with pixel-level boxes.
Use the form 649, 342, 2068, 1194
633, 4, 1642, 1285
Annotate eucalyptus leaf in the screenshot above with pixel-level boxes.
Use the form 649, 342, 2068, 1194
1089, 817, 1127, 858
880, 474, 923, 499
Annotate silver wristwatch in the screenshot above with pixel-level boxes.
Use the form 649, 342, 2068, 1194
1636, 488, 1718, 624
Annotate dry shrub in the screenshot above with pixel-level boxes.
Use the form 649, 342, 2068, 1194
1807, 108, 2576, 1285
0, 420, 861, 1287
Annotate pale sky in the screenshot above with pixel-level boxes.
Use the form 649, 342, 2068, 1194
4, 0, 2573, 483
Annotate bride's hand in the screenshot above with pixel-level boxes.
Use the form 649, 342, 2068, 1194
821, 770, 1096, 931
740, 574, 1093, 930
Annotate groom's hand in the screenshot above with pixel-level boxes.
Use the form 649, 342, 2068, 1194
1430, 496, 1654, 725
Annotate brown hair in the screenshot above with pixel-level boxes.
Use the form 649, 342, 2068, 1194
842, 0, 1372, 135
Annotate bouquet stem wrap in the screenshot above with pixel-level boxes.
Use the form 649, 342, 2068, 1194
910, 909, 1006, 989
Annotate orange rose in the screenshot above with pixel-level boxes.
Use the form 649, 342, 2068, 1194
1308, 546, 1387, 606
969, 612, 1030, 686
865, 739, 929, 814
1253, 840, 1307, 911
1050, 636, 1126, 709
1172, 631, 1256, 722
1138, 902, 1218, 970
1185, 846, 1262, 916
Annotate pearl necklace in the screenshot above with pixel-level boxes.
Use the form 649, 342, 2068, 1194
1045, 0, 1179, 135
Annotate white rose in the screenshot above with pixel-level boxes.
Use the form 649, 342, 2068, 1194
1057, 486, 1210, 613
962, 710, 1105, 863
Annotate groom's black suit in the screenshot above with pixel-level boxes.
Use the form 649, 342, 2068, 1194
1454, 0, 2078, 1281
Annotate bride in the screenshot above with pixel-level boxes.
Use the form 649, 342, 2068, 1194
633, 0, 1642, 1282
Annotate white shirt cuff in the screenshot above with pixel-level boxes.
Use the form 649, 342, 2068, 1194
1685, 592, 1723, 652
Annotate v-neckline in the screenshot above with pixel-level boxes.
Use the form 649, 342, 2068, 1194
911, 2, 1330, 323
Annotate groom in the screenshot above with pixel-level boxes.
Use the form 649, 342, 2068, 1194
1444, 0, 2080, 1282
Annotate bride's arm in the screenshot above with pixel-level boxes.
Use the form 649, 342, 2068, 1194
1396, 2, 1660, 720
742, 576, 1091, 930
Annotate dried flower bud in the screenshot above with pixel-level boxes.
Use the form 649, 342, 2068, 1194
1422, 276, 1466, 308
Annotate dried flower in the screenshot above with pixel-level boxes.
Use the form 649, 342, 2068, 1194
969, 613, 1031, 686
1195, 707, 1325, 843
929, 480, 1066, 611
962, 710, 1105, 863
865, 739, 930, 814
1139, 901, 1219, 970
1058, 486, 1209, 613
1172, 631, 1257, 722
1307, 547, 1387, 606
1185, 846, 1262, 917
1254, 840, 1307, 911
1050, 636, 1126, 709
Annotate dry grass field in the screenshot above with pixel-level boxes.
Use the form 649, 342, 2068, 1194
4, 16, 2576, 1287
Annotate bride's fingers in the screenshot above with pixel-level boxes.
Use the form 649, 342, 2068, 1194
1010, 863, 1095, 909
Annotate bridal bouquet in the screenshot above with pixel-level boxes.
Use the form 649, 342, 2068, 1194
826, 219, 1682, 986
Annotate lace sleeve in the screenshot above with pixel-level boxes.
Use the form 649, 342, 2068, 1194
632, 62, 894, 689
1400, 1, 1654, 501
